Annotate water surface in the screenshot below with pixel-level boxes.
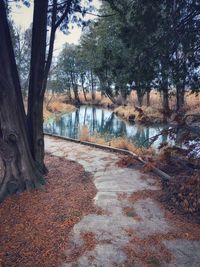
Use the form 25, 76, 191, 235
44, 106, 177, 148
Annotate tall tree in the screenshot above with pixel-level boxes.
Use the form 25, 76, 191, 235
0, 0, 45, 201
27, 0, 94, 170
0, 0, 94, 201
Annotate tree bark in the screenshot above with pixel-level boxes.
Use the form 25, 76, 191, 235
91, 71, 95, 101
27, 0, 48, 173
176, 84, 185, 111
0, 1, 44, 201
81, 75, 87, 101
70, 72, 80, 104
28, 0, 75, 172
66, 85, 72, 101
162, 88, 170, 122
137, 90, 144, 107
146, 91, 150, 107
162, 89, 169, 111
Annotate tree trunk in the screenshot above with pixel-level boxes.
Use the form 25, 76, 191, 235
91, 71, 95, 101
162, 89, 169, 111
83, 87, 87, 102
81, 75, 87, 101
27, 0, 48, 174
176, 84, 185, 111
137, 90, 144, 107
146, 91, 150, 107
0, 1, 44, 201
162, 88, 170, 122
66, 85, 72, 101
70, 72, 80, 104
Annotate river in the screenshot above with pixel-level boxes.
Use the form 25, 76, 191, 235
44, 105, 179, 148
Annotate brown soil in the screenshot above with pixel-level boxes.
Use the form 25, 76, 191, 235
0, 154, 97, 267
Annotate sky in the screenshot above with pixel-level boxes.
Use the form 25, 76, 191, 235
11, 0, 102, 56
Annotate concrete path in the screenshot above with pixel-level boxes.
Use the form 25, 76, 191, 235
45, 136, 200, 267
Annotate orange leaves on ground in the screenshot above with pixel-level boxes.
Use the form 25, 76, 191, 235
0, 155, 97, 267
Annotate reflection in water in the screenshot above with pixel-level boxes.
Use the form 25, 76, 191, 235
44, 106, 173, 148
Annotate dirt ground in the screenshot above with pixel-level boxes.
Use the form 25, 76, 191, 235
0, 154, 97, 267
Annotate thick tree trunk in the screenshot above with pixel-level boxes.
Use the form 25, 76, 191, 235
27, 0, 48, 173
0, 1, 44, 201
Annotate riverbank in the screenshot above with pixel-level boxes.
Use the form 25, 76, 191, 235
43, 95, 76, 120
47, 90, 200, 125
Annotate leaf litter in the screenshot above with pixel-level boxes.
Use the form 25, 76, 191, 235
0, 154, 97, 267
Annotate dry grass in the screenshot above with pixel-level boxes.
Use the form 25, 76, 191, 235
185, 92, 200, 115
44, 94, 76, 120
78, 91, 113, 108
129, 90, 200, 111
115, 90, 199, 124
44, 90, 199, 123
129, 91, 162, 109
23, 94, 76, 121
80, 126, 155, 157
25, 89, 199, 124
114, 105, 163, 124
110, 137, 155, 157
114, 106, 137, 121
114, 91, 164, 123
80, 126, 90, 142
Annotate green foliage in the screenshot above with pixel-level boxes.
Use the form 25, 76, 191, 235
52, 0, 200, 108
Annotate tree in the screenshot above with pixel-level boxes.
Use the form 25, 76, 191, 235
27, 0, 95, 171
0, 0, 45, 201
57, 44, 81, 103
103, 0, 200, 111
9, 23, 32, 96
0, 0, 94, 201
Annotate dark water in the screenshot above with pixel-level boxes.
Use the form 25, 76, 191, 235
44, 106, 176, 148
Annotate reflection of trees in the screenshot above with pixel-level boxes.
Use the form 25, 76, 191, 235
83, 106, 87, 125
101, 110, 104, 130
59, 113, 73, 137
102, 113, 114, 133
44, 106, 173, 149
128, 126, 151, 148
73, 109, 79, 138
92, 107, 97, 133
